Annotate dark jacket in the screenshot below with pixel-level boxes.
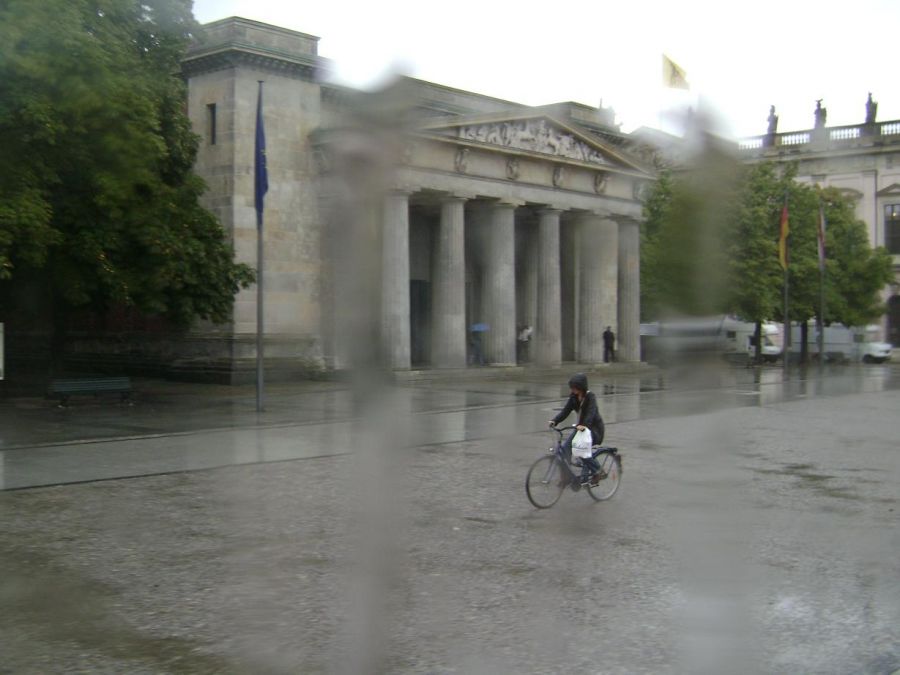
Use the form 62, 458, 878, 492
553, 390, 605, 446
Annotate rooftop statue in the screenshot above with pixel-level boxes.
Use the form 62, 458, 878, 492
866, 93, 878, 125
814, 99, 827, 129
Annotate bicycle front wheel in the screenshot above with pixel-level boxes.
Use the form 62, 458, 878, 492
586, 451, 621, 502
526, 455, 565, 509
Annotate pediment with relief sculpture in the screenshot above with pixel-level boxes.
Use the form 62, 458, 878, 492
424, 114, 648, 174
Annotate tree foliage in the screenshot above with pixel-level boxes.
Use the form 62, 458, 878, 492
642, 157, 893, 332
0, 0, 254, 326
817, 187, 893, 327
640, 134, 740, 319
725, 162, 786, 325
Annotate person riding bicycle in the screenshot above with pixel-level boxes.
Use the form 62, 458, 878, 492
548, 373, 605, 485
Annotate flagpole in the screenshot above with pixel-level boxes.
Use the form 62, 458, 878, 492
817, 201, 826, 377
257, 191, 264, 413
255, 80, 267, 413
781, 192, 790, 380
783, 263, 789, 380
817, 265, 825, 376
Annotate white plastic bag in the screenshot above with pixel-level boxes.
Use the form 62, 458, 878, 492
571, 428, 593, 459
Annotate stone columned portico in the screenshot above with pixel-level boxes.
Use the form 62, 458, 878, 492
180, 17, 652, 380
341, 113, 653, 370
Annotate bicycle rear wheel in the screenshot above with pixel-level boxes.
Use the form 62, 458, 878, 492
526, 455, 565, 509
586, 451, 621, 502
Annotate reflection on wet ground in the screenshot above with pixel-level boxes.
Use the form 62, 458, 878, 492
4, 386, 897, 673
0, 364, 897, 490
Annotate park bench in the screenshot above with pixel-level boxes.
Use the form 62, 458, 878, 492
48, 377, 133, 407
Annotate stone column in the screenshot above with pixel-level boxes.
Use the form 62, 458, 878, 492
432, 196, 467, 368
617, 217, 641, 362
381, 190, 411, 370
577, 214, 618, 363
536, 208, 562, 366
483, 202, 517, 365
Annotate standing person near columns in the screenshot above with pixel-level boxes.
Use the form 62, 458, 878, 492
517, 325, 533, 364
603, 326, 615, 363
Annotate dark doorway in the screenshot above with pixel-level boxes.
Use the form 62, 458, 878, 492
410, 280, 431, 367
889, 295, 900, 347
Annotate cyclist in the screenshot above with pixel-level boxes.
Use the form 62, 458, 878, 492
548, 373, 605, 485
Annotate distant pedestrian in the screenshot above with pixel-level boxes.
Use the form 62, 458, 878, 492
517, 324, 533, 364
603, 326, 615, 363
470, 323, 488, 366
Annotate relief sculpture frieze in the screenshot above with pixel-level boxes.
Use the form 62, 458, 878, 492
458, 119, 609, 166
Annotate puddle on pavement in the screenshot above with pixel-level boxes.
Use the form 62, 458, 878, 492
463, 516, 498, 526
783, 463, 816, 472
816, 486, 862, 500
753, 461, 867, 502
637, 440, 664, 453
795, 473, 834, 483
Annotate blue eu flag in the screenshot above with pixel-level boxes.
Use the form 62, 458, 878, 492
254, 81, 268, 229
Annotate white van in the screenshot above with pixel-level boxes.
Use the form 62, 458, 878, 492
789, 323, 892, 363
727, 320, 781, 362
642, 316, 781, 363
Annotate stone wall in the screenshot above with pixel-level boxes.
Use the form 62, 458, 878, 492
178, 17, 329, 380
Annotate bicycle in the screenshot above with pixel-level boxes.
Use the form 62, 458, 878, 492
525, 426, 622, 509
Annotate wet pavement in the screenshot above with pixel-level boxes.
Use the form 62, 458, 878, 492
1, 365, 899, 673
1, 363, 898, 490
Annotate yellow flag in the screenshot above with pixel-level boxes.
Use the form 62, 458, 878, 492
662, 55, 689, 90
778, 202, 790, 270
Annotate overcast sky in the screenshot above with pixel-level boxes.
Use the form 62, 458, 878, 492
193, 0, 900, 138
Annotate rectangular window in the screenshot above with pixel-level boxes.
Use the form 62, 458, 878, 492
886, 204, 900, 254
206, 103, 217, 145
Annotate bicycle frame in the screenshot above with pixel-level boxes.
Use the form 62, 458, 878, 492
549, 426, 580, 485
527, 427, 622, 507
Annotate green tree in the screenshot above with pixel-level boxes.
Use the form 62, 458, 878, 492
0, 0, 253, 337
724, 162, 786, 358
771, 182, 890, 361
640, 170, 672, 321
818, 186, 893, 328
641, 133, 740, 319
642, 158, 892, 362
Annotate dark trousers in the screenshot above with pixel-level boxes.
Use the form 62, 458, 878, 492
516, 341, 530, 364
604, 346, 614, 363
470, 337, 484, 366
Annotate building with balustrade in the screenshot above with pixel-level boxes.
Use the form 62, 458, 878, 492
740, 109, 900, 346
178, 17, 651, 381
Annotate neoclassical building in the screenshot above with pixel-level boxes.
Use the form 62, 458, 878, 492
739, 103, 900, 345
180, 17, 651, 380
